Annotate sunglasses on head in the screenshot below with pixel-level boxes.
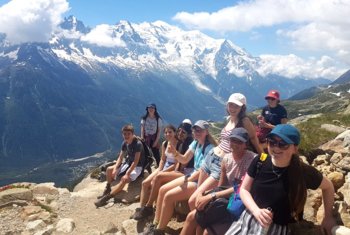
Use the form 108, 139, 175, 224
267, 138, 290, 149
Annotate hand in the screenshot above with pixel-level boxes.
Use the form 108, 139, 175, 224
195, 194, 212, 211
111, 166, 118, 179
252, 208, 273, 228
152, 142, 158, 148
321, 216, 336, 235
121, 174, 131, 182
167, 142, 176, 153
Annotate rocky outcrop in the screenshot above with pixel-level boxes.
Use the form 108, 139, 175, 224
1, 128, 350, 235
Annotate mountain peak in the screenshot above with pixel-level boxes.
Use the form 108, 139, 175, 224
60, 15, 90, 34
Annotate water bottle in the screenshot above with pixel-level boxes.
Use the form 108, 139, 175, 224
259, 207, 273, 235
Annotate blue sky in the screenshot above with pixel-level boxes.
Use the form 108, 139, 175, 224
0, 0, 349, 79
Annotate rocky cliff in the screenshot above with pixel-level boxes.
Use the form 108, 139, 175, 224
1, 123, 350, 235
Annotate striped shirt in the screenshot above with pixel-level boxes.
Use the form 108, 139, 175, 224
218, 128, 233, 153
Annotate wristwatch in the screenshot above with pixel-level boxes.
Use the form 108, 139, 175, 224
210, 192, 216, 200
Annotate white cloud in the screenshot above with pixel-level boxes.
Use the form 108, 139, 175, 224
81, 24, 126, 47
173, 0, 350, 65
257, 54, 345, 80
0, 0, 69, 44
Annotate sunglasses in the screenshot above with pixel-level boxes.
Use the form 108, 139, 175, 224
267, 138, 290, 149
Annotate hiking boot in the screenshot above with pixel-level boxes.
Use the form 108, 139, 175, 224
133, 206, 154, 221
94, 193, 112, 207
97, 184, 111, 199
143, 224, 165, 235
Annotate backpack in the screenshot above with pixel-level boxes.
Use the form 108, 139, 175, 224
135, 136, 155, 177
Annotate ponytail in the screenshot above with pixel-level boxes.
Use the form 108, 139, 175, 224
288, 154, 307, 220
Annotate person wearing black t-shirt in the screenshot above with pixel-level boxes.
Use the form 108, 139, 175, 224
95, 124, 144, 207
257, 90, 288, 149
225, 124, 336, 235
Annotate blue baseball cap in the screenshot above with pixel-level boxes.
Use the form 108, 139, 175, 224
146, 103, 156, 109
229, 127, 249, 143
267, 124, 300, 145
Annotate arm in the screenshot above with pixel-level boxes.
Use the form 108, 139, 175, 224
158, 141, 167, 170
243, 117, 264, 154
240, 174, 273, 228
281, 118, 288, 124
125, 151, 140, 177
162, 163, 176, 172
196, 187, 234, 211
152, 119, 162, 148
218, 160, 228, 187
140, 123, 145, 139
319, 176, 336, 235
112, 151, 124, 178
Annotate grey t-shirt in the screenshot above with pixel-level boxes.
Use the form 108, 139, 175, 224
141, 117, 162, 136
121, 138, 144, 167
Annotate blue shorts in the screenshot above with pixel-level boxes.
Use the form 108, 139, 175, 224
201, 149, 222, 181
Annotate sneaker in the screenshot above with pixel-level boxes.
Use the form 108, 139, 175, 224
133, 206, 154, 221
94, 193, 112, 207
97, 184, 111, 199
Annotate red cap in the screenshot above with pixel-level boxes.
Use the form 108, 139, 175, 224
265, 90, 280, 100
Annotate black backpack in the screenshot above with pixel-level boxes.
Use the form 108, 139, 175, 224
135, 136, 155, 177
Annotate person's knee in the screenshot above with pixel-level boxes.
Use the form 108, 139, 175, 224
163, 192, 176, 204
142, 179, 151, 188
186, 210, 196, 222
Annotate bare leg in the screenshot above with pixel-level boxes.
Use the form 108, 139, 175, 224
154, 176, 187, 223
106, 165, 116, 184
145, 171, 184, 207
110, 176, 130, 196
157, 182, 197, 230
180, 210, 197, 235
140, 169, 159, 206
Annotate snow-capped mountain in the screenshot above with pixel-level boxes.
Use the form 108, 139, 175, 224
0, 16, 329, 167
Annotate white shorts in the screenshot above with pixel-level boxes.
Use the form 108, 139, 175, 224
115, 163, 143, 182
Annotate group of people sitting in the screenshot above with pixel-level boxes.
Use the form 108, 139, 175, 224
93, 91, 336, 235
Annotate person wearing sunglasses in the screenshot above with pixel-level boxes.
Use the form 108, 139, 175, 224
143, 120, 218, 235
257, 90, 288, 150
225, 124, 336, 235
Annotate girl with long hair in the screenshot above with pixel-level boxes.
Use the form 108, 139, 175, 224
225, 124, 336, 235
141, 103, 162, 166
143, 120, 218, 235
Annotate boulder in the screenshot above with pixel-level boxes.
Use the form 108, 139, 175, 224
0, 188, 33, 205
330, 153, 343, 165
33, 183, 59, 196
327, 172, 345, 191
332, 225, 350, 235
321, 124, 346, 134
56, 218, 75, 233
26, 219, 46, 231
320, 139, 348, 155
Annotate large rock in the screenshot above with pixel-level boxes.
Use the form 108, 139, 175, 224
332, 225, 350, 235
321, 124, 346, 134
26, 219, 46, 231
328, 172, 345, 191
0, 188, 33, 205
56, 218, 75, 233
33, 183, 59, 196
